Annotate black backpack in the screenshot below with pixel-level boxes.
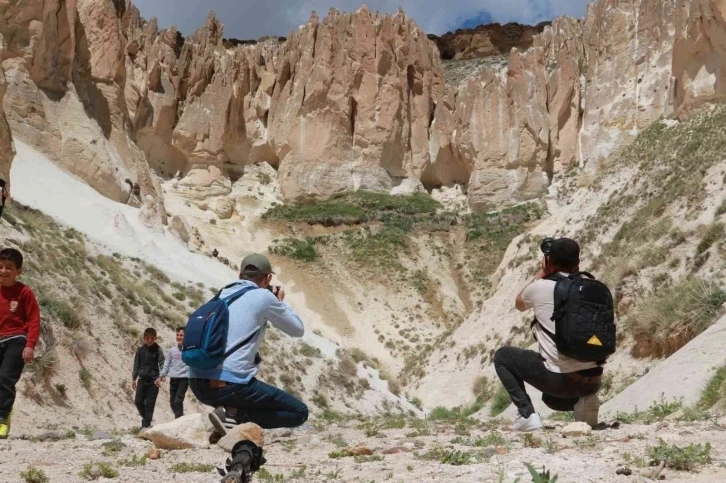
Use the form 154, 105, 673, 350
532, 272, 616, 362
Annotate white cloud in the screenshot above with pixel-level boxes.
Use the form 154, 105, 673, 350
133, 0, 592, 39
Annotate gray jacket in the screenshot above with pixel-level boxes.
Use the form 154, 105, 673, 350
160, 345, 189, 379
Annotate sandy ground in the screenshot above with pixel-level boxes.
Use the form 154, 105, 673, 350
2, 416, 726, 483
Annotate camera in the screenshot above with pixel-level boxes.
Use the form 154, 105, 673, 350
540, 237, 555, 255
268, 285, 280, 296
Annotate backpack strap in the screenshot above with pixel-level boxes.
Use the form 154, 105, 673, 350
530, 273, 567, 342
224, 329, 260, 358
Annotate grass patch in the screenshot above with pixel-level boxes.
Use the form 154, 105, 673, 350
79, 368, 92, 390
699, 366, 726, 409
269, 238, 318, 262
647, 439, 712, 471
490, 385, 511, 417
20, 466, 49, 483
616, 395, 683, 424
79, 462, 118, 480
118, 454, 148, 467
39, 296, 84, 330
169, 463, 216, 473
263, 192, 440, 226
628, 278, 726, 358
697, 222, 724, 255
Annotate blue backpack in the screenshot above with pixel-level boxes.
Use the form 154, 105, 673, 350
182, 283, 260, 370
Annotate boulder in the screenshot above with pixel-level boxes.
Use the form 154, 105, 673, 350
169, 215, 191, 243
147, 448, 161, 460
139, 195, 168, 229
347, 446, 374, 456
214, 198, 235, 220
391, 178, 425, 196
138, 413, 213, 450
561, 422, 592, 438
217, 423, 265, 453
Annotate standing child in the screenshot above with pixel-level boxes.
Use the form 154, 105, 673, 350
157, 327, 190, 419
0, 248, 40, 439
132, 328, 165, 429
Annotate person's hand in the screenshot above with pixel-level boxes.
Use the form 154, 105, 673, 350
132, 380, 137, 390
154, 378, 162, 387
22, 347, 35, 363
275, 285, 285, 302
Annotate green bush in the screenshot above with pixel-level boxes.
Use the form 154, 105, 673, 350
39, 296, 83, 330
169, 463, 216, 473
262, 191, 440, 226
696, 222, 724, 254
628, 278, 726, 357
79, 462, 118, 480
647, 439, 712, 471
79, 368, 92, 390
269, 238, 318, 262
490, 385, 511, 417
699, 366, 726, 409
21, 466, 49, 483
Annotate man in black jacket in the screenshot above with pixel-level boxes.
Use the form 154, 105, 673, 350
132, 328, 165, 429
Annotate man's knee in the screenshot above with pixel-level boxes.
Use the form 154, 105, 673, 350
494, 347, 511, 366
294, 402, 309, 426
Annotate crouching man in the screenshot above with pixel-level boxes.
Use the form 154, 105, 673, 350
189, 254, 309, 440
495, 238, 613, 432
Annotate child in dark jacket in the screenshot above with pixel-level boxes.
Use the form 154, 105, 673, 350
0, 248, 41, 439
132, 328, 165, 429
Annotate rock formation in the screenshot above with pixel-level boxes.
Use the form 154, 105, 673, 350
429, 22, 549, 60
1, 0, 726, 211
0, 35, 14, 189
0, 0, 159, 205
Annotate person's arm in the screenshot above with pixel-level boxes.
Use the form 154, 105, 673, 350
515, 270, 547, 312
23, 289, 41, 362
159, 349, 172, 379
263, 289, 304, 338
132, 349, 140, 385
154, 349, 166, 386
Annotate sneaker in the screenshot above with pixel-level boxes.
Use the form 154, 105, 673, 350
209, 407, 238, 438
0, 412, 12, 439
574, 394, 600, 428
510, 413, 543, 432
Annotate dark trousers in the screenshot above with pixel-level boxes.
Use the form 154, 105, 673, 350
190, 377, 309, 429
494, 347, 601, 418
169, 378, 189, 419
135, 378, 159, 428
0, 338, 25, 420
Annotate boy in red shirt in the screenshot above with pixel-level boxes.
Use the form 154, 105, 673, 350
0, 248, 40, 439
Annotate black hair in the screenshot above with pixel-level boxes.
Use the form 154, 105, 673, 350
0, 248, 23, 269
549, 238, 580, 270
176, 327, 185, 333
240, 264, 267, 285
143, 328, 157, 337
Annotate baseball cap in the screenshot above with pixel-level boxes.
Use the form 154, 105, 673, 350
549, 238, 580, 266
240, 253, 275, 275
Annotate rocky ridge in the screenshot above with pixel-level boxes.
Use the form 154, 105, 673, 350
0, 0, 723, 213
429, 21, 549, 60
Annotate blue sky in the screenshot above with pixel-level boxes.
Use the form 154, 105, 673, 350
132, 0, 592, 39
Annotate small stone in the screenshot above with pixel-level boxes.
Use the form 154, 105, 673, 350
102, 441, 126, 450
561, 422, 592, 438
147, 448, 161, 460
495, 446, 507, 455
89, 430, 114, 441
37, 431, 64, 442
616, 467, 632, 476
218, 423, 265, 452
382, 446, 409, 455
347, 446, 374, 456
665, 410, 684, 421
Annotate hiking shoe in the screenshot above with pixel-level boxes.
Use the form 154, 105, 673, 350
574, 394, 600, 428
510, 412, 543, 432
0, 421, 8, 439
209, 407, 238, 437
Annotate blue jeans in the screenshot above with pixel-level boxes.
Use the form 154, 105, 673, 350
190, 378, 309, 429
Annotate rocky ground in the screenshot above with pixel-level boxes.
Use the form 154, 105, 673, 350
3, 413, 726, 483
